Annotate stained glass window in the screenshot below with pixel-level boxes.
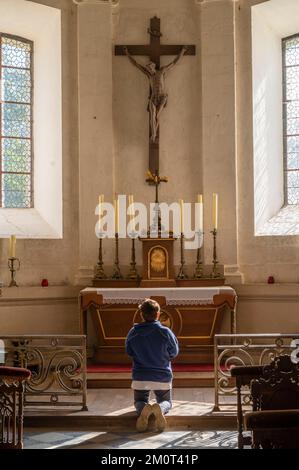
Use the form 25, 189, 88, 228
283, 35, 299, 205
0, 34, 33, 208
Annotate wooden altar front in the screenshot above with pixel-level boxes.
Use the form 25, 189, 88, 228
80, 287, 237, 364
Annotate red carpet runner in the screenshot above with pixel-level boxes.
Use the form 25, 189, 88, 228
87, 363, 216, 373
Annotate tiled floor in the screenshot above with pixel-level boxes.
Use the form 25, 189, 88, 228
24, 429, 239, 449
23, 388, 238, 449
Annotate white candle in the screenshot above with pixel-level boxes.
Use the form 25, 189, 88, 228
98, 194, 104, 228
114, 198, 119, 234
179, 199, 184, 233
128, 194, 134, 219
197, 194, 203, 232
212, 193, 218, 230
9, 235, 16, 258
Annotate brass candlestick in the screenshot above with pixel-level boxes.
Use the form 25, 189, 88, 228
210, 228, 221, 278
194, 231, 203, 278
112, 233, 123, 279
128, 237, 138, 280
8, 257, 20, 287
177, 233, 188, 279
94, 237, 106, 280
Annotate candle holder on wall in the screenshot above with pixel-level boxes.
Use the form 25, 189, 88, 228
210, 229, 221, 278
176, 233, 188, 279
112, 233, 123, 279
8, 257, 20, 287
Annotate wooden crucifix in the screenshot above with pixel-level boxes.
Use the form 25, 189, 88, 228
115, 16, 196, 186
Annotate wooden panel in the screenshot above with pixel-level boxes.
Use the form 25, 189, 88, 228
91, 305, 139, 346
80, 287, 236, 364
92, 280, 139, 288
87, 302, 229, 364
87, 278, 227, 288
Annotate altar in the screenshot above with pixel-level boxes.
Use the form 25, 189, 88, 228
80, 286, 237, 364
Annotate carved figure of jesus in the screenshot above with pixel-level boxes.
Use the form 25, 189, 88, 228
124, 45, 188, 143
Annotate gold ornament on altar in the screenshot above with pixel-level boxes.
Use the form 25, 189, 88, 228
159, 309, 172, 329
150, 248, 166, 273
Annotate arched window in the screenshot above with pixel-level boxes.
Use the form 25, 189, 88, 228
0, 33, 33, 208
283, 34, 299, 205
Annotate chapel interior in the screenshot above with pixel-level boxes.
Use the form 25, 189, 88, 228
1, 0, 299, 450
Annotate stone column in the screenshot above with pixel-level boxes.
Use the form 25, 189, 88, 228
74, 0, 115, 285
197, 0, 243, 284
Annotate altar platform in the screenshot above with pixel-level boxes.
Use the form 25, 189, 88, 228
80, 286, 237, 367
86, 362, 220, 388
24, 388, 236, 433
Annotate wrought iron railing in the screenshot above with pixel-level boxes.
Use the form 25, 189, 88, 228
0, 335, 87, 411
214, 333, 299, 411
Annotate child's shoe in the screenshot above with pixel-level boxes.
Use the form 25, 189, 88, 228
152, 403, 167, 431
136, 404, 153, 432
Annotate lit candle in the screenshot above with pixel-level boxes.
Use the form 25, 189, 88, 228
197, 194, 203, 232
212, 193, 218, 230
114, 198, 119, 234
179, 199, 184, 233
9, 235, 16, 258
98, 194, 104, 227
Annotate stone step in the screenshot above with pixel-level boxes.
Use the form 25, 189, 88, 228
87, 371, 216, 389
24, 412, 237, 431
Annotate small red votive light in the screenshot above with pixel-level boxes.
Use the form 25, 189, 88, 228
267, 276, 275, 284
41, 279, 49, 287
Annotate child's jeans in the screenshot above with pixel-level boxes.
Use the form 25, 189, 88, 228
134, 389, 172, 416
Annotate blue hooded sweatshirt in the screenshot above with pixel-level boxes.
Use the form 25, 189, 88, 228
125, 321, 179, 383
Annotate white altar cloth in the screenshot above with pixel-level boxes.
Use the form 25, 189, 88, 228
81, 286, 235, 305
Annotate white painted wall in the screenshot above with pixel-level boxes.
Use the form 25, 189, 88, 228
252, 0, 299, 236
252, 6, 284, 234
0, 0, 62, 238
238, 0, 299, 282
256, 0, 299, 38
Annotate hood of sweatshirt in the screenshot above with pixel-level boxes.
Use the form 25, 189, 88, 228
132, 320, 166, 337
